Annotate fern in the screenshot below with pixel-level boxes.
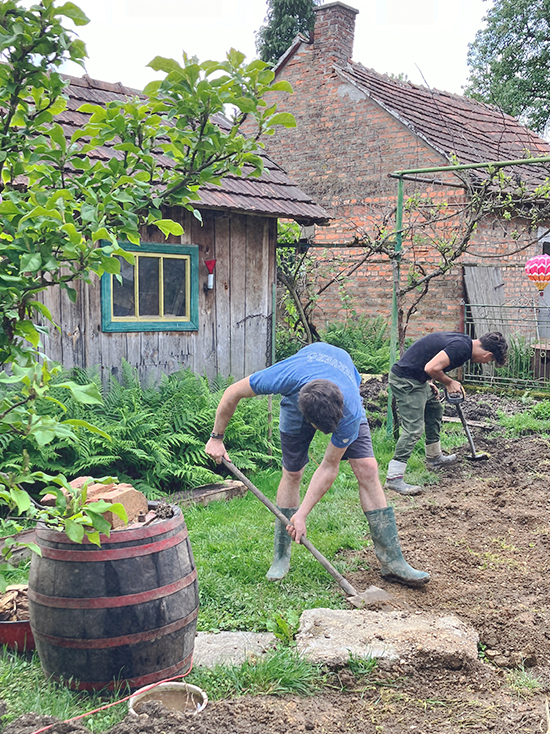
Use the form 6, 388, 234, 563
0, 361, 280, 496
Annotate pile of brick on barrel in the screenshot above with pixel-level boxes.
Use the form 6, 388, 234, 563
41, 476, 151, 529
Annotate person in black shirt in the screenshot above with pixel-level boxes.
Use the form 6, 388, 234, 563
385, 332, 508, 495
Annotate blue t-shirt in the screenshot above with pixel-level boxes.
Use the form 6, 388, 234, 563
249, 344, 367, 448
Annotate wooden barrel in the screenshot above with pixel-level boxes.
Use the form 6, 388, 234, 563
28, 504, 198, 691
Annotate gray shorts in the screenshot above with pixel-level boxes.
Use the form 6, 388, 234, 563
280, 421, 374, 472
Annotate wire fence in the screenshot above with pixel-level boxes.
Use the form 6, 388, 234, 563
462, 299, 550, 389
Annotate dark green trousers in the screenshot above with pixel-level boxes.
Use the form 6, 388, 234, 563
389, 371, 443, 463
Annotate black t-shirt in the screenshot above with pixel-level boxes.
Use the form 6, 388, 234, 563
391, 332, 473, 383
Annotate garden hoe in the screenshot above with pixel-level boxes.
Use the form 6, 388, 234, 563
222, 458, 392, 609
445, 389, 489, 461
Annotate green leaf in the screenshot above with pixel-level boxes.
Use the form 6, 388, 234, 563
20, 252, 42, 273
10, 487, 31, 514
14, 320, 40, 347
64, 519, 85, 543
56, 2, 90, 26
84, 510, 112, 535
154, 219, 184, 237
267, 112, 296, 128
57, 381, 103, 405
269, 81, 293, 94
62, 419, 111, 440
147, 56, 183, 74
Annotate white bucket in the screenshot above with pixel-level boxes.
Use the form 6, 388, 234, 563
128, 682, 208, 717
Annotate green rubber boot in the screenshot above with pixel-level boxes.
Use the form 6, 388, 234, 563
266, 507, 298, 581
365, 506, 430, 587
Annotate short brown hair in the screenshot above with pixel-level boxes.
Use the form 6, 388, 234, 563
298, 379, 344, 434
479, 331, 508, 367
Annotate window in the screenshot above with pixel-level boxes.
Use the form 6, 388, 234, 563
101, 243, 199, 332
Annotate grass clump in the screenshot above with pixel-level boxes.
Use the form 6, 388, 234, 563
186, 646, 324, 700
0, 648, 128, 732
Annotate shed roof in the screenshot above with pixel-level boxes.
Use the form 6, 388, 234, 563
60, 74, 329, 225
336, 62, 550, 186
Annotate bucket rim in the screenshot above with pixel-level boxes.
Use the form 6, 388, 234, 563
128, 681, 208, 716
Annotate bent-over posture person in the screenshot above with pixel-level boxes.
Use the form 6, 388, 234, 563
205, 343, 429, 587
386, 331, 508, 496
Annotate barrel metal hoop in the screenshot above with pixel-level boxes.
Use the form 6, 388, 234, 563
36, 511, 183, 544
50, 651, 194, 691
32, 606, 198, 648
28, 567, 197, 609
36, 527, 187, 562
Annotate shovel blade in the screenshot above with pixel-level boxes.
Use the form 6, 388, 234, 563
347, 585, 393, 608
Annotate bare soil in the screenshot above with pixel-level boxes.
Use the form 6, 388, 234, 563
3, 387, 550, 733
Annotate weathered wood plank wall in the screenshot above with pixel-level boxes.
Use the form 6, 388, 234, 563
39, 208, 277, 383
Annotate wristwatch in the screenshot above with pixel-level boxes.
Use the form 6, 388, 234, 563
209, 432, 224, 440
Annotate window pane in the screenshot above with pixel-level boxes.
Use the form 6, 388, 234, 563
112, 257, 135, 317
139, 257, 160, 316
163, 258, 188, 318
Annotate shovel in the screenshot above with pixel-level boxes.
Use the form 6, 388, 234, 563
222, 458, 391, 609
445, 389, 489, 461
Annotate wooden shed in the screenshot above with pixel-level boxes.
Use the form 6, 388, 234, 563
40, 75, 328, 383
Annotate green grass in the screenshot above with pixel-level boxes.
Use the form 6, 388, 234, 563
0, 648, 129, 732
185, 646, 324, 699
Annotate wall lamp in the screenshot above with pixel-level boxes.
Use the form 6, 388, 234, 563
205, 259, 217, 289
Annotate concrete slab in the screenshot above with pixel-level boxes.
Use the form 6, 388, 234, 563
193, 631, 277, 667
296, 608, 479, 669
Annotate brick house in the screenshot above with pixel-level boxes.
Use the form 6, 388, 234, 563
263, 1, 550, 338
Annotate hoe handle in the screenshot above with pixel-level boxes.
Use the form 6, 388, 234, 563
222, 458, 358, 597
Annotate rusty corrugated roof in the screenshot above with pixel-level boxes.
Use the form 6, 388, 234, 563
60, 74, 329, 224
337, 63, 550, 187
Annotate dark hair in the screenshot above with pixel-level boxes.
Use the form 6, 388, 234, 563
479, 331, 508, 367
298, 379, 344, 434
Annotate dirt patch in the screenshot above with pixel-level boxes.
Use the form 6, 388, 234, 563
3, 389, 550, 733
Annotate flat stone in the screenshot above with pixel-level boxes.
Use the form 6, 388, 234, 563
296, 608, 479, 669
193, 631, 277, 667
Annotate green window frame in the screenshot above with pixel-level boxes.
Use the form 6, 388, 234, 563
101, 242, 199, 332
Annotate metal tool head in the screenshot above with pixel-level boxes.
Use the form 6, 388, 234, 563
465, 450, 490, 461
347, 586, 393, 608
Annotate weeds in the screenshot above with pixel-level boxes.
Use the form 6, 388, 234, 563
185, 646, 324, 699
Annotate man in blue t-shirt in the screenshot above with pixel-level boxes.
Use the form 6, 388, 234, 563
206, 343, 429, 588
386, 331, 508, 496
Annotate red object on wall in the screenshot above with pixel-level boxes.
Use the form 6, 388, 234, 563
205, 260, 217, 289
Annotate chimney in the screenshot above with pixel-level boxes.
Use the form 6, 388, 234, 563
313, 2, 359, 65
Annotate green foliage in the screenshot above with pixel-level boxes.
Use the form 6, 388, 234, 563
0, 0, 296, 567
465, 0, 550, 134
0, 648, 128, 732
346, 652, 377, 677
320, 316, 391, 374
0, 362, 281, 497
266, 610, 301, 645
256, 0, 320, 65
186, 645, 323, 699
498, 400, 550, 436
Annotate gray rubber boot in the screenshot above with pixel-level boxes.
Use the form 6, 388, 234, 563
365, 506, 430, 587
426, 440, 457, 468
384, 477, 423, 496
266, 507, 298, 581
426, 453, 457, 468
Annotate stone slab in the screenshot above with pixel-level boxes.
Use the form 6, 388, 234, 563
193, 631, 277, 667
296, 608, 479, 669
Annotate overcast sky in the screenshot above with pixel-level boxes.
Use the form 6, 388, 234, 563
60, 0, 488, 95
